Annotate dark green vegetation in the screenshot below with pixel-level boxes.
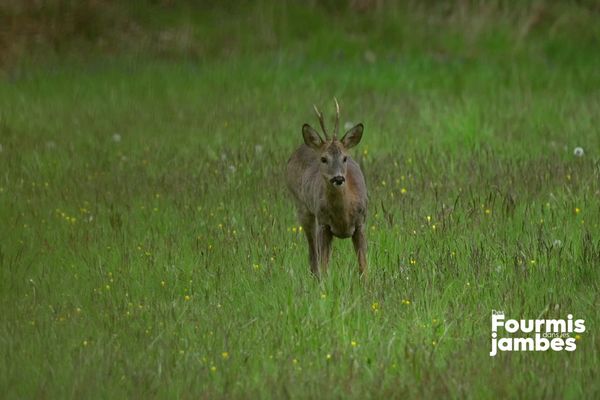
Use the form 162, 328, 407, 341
0, 1, 599, 398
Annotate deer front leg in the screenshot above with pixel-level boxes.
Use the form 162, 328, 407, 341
299, 211, 319, 275
352, 225, 367, 276
318, 224, 333, 275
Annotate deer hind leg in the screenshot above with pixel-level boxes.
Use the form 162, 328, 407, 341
352, 225, 367, 276
298, 210, 319, 275
317, 224, 333, 275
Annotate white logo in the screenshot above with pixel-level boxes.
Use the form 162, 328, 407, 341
490, 310, 585, 357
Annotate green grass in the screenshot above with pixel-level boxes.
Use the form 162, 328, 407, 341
1, 2, 599, 399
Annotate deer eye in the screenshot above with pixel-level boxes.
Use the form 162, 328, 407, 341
320, 157, 327, 163
343, 156, 347, 162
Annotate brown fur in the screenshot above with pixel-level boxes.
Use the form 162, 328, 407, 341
286, 116, 368, 276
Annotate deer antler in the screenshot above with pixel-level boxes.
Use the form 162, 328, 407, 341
313, 104, 329, 140
333, 97, 340, 139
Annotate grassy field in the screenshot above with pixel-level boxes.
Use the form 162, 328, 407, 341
1, 2, 599, 399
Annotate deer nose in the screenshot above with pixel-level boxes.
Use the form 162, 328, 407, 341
331, 176, 345, 186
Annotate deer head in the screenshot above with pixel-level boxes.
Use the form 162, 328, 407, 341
302, 98, 364, 188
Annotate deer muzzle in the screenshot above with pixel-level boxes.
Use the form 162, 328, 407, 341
330, 176, 345, 186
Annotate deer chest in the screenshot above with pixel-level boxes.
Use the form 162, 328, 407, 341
318, 210, 356, 239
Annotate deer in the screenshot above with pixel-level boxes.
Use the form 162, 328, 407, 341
286, 98, 368, 277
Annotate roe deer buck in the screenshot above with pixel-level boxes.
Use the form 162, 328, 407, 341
286, 99, 368, 276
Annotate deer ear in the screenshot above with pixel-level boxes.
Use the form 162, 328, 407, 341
341, 123, 363, 149
302, 124, 323, 149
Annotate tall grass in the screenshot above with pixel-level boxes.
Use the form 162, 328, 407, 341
0, 1, 599, 398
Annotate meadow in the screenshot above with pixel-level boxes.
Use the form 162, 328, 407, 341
0, 2, 599, 398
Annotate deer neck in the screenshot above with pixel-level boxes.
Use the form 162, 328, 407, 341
324, 181, 352, 213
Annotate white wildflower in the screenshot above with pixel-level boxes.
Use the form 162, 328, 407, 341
364, 50, 376, 64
